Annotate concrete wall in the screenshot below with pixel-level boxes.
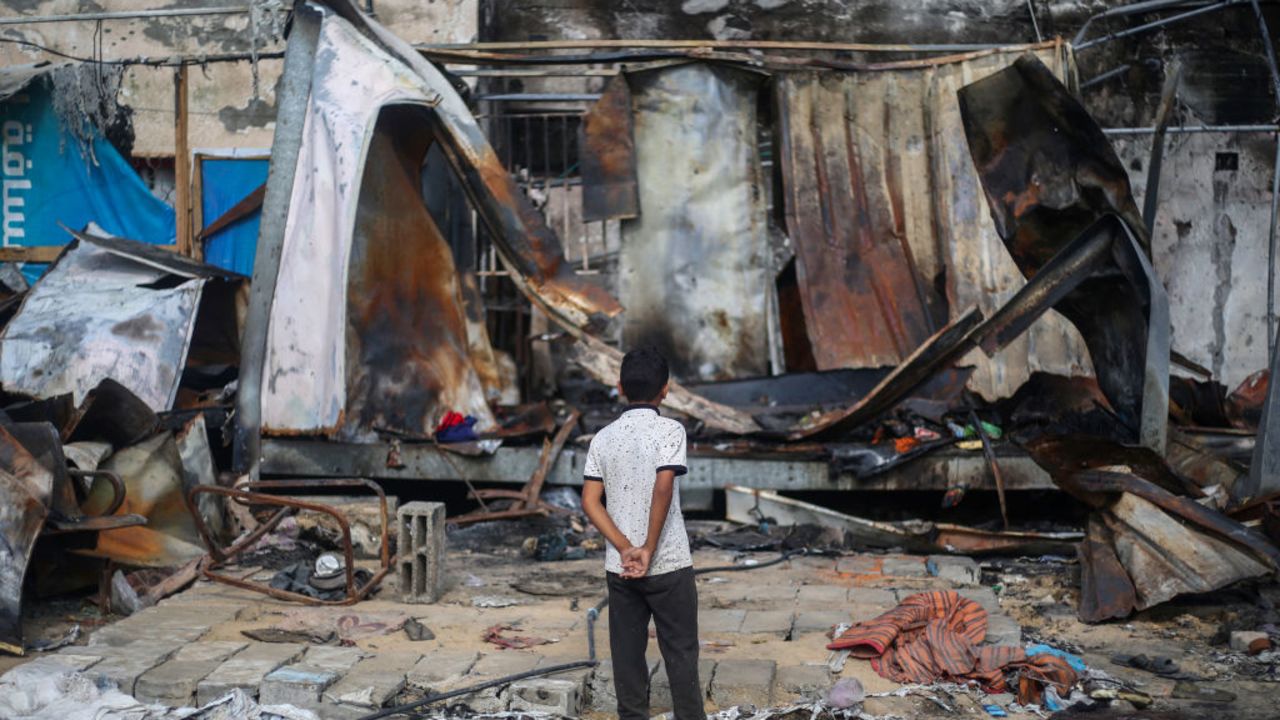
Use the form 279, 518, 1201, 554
0, 0, 477, 156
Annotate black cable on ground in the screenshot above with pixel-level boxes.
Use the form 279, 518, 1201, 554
358, 549, 807, 720
357, 660, 597, 720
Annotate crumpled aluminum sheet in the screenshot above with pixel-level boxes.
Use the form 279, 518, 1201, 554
261, 10, 495, 437
0, 235, 206, 412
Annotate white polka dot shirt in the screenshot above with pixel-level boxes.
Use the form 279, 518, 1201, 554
583, 404, 692, 577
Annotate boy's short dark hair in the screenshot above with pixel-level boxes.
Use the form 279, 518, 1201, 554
619, 347, 669, 402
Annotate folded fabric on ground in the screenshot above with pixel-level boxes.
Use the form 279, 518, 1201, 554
827, 590, 1077, 698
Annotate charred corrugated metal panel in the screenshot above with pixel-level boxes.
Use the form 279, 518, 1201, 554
926, 45, 1096, 400
959, 55, 1169, 450
774, 71, 941, 369
0, 424, 52, 655
343, 107, 496, 441
578, 73, 639, 223
619, 63, 771, 381
0, 234, 207, 412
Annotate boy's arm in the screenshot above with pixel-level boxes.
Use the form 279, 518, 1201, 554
581, 480, 633, 556
621, 468, 676, 578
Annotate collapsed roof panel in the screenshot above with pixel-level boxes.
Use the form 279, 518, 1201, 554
619, 63, 772, 382
0, 231, 218, 412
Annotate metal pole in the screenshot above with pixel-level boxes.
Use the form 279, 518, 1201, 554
1251, 0, 1280, 360
1074, 0, 1218, 45
0, 7, 249, 25
1102, 124, 1280, 135
1076, 1, 1243, 51
1081, 63, 1131, 90
233, 5, 322, 476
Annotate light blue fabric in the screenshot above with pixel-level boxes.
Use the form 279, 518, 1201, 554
0, 78, 175, 283
1026, 643, 1088, 672
199, 157, 267, 275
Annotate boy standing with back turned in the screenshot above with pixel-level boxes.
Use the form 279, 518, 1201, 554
581, 348, 702, 720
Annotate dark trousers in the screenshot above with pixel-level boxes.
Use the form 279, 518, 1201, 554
607, 567, 702, 720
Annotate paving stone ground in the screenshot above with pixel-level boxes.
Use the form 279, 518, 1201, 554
11, 548, 1037, 719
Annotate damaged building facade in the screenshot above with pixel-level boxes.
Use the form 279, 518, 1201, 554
1, 1, 1280, 719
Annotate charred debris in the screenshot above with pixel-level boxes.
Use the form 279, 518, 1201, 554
0, 0, 1278, 666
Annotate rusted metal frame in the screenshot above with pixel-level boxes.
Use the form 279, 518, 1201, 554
523, 410, 580, 507
1073, 0, 1220, 45
175, 65, 193, 258
969, 410, 1009, 530
67, 469, 125, 517
187, 484, 390, 606
233, 3, 322, 475
456, 411, 581, 523
240, 478, 391, 568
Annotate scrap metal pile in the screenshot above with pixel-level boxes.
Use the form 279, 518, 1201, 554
1, 0, 1278, 662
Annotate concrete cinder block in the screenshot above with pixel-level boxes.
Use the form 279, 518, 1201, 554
508, 678, 581, 716
984, 614, 1022, 646
397, 501, 446, 603
324, 651, 422, 709
197, 642, 305, 705
651, 658, 715, 713
775, 664, 834, 701
928, 555, 980, 586
710, 659, 775, 709
135, 641, 247, 706
835, 555, 882, 575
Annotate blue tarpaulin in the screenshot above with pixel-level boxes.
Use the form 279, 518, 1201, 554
200, 157, 267, 275
0, 76, 175, 283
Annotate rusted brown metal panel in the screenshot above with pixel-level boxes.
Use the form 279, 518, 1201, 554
578, 74, 638, 223
344, 107, 496, 441
774, 71, 941, 370
958, 55, 1169, 451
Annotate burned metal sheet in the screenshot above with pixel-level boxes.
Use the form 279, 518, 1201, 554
1029, 437, 1280, 622
619, 63, 771, 381
774, 72, 942, 370
0, 424, 52, 655
959, 55, 1170, 451
78, 432, 206, 568
579, 74, 638, 223
0, 232, 209, 412
343, 107, 495, 440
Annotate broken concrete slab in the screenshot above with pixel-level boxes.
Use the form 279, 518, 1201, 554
984, 613, 1022, 646
405, 649, 480, 690
740, 610, 795, 638
323, 651, 422, 709
589, 657, 658, 713
134, 640, 247, 706
881, 557, 928, 577
710, 658, 775, 709
260, 646, 365, 707
85, 640, 185, 695
652, 658, 716, 712
775, 664, 835, 701
700, 608, 747, 634
196, 642, 304, 705
928, 555, 980, 585
795, 584, 849, 606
